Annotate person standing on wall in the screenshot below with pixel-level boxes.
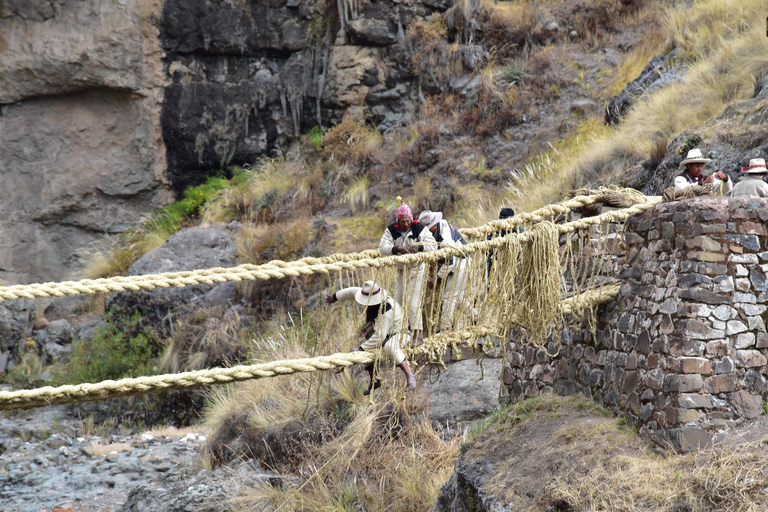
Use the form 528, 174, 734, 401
730, 158, 768, 198
674, 148, 732, 194
379, 197, 437, 346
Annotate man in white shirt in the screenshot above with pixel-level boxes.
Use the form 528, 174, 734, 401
674, 148, 732, 194
730, 158, 768, 198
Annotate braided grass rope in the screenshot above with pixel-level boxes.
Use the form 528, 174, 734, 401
662, 183, 714, 202
0, 284, 623, 410
0, 351, 377, 410
461, 186, 646, 240
570, 185, 647, 209
517, 222, 563, 347
0, 194, 661, 303
0, 191, 657, 410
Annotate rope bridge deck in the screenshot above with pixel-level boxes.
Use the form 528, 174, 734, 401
0, 189, 658, 410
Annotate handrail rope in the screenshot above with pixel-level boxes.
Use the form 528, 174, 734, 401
461, 187, 646, 239
0, 194, 661, 302
0, 191, 595, 302
0, 284, 624, 410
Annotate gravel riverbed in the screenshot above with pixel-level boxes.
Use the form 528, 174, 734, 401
0, 403, 215, 512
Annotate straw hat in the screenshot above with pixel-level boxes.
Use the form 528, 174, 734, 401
741, 158, 768, 174
355, 281, 386, 306
417, 210, 443, 229
679, 148, 712, 167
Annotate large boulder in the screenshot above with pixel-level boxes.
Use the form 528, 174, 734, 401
106, 224, 238, 335
419, 358, 503, 425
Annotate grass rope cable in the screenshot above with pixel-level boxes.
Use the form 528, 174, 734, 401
0, 284, 622, 410
0, 194, 661, 302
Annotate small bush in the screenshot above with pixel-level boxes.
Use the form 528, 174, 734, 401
307, 125, 324, 152
404, 14, 462, 87
342, 175, 370, 212
52, 312, 161, 385
504, 60, 527, 84
322, 118, 383, 166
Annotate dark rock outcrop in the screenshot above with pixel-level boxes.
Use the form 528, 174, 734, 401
605, 49, 686, 126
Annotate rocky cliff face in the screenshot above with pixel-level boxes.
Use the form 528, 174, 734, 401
0, 0, 169, 283
0, 0, 446, 283
159, 0, 445, 195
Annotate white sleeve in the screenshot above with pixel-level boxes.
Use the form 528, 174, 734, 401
335, 287, 360, 303
418, 227, 438, 252
714, 176, 733, 194
435, 221, 459, 279
379, 228, 396, 256
674, 175, 692, 192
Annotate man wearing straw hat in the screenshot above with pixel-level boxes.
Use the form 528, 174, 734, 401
730, 158, 768, 198
674, 148, 732, 194
325, 281, 418, 394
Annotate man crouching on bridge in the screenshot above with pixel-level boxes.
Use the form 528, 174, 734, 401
326, 281, 418, 394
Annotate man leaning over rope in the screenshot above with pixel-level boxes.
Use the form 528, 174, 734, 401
325, 281, 417, 394
379, 197, 437, 346
674, 148, 732, 194
418, 210, 470, 333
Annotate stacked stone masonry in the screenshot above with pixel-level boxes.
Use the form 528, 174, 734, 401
503, 197, 768, 451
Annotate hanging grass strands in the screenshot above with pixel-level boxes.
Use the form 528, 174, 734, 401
516, 221, 563, 352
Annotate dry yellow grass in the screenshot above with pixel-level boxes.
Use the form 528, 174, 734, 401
202, 158, 295, 224
506, 0, 768, 213
197, 308, 459, 512
342, 175, 370, 212
552, 442, 768, 511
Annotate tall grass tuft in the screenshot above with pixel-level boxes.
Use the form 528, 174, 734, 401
200, 309, 460, 511
342, 175, 370, 212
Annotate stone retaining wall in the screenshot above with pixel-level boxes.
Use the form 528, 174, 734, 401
503, 197, 768, 451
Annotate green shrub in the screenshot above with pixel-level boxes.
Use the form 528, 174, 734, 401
52, 312, 162, 385
308, 125, 324, 151
678, 135, 703, 156
144, 169, 249, 238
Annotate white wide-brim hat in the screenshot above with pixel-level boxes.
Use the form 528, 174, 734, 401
417, 210, 443, 229
355, 280, 386, 306
679, 148, 712, 167
741, 158, 768, 174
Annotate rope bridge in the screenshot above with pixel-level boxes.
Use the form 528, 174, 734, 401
0, 188, 659, 410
